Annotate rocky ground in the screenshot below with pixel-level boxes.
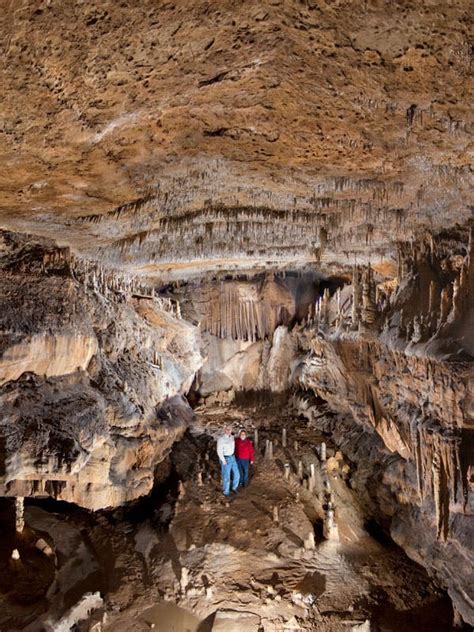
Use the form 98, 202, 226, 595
0, 400, 463, 632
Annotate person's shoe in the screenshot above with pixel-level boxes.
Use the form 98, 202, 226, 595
230, 489, 239, 496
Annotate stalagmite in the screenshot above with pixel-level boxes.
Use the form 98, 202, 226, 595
351, 266, 362, 328
11, 549, 20, 561
324, 507, 339, 541
282, 428, 287, 447
265, 440, 273, 460
412, 315, 423, 343
428, 280, 437, 316
321, 287, 331, 325
439, 287, 450, 326
196, 471, 203, 486
294, 440, 299, 451
15, 497, 24, 534
284, 463, 291, 480
254, 429, 259, 451
304, 531, 316, 550
308, 463, 316, 492
451, 276, 461, 320
320, 442, 327, 462
273, 506, 280, 523
361, 265, 377, 326
297, 461, 304, 480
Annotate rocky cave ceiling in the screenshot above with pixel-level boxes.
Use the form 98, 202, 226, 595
0, 0, 472, 279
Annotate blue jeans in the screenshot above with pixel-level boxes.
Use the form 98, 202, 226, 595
221, 455, 240, 495
237, 458, 250, 486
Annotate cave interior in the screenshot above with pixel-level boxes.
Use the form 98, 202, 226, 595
0, 1, 473, 631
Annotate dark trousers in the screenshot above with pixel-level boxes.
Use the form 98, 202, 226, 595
237, 458, 250, 486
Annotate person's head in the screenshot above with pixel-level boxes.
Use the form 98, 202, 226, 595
224, 425, 232, 436
239, 430, 247, 440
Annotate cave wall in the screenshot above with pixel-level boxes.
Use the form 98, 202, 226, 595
0, 232, 202, 510
292, 231, 474, 624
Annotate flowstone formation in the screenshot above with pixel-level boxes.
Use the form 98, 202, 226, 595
0, 0, 473, 629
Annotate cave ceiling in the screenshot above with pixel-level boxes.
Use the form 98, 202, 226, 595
0, 0, 472, 280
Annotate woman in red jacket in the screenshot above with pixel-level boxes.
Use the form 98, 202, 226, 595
235, 429, 255, 487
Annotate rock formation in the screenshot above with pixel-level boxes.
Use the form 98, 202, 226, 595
0, 0, 472, 628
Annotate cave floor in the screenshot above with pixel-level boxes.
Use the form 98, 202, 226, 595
0, 401, 458, 632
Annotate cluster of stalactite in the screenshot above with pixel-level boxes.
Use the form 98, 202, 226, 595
71, 258, 182, 317
38, 244, 183, 318
6, 478, 68, 500
68, 160, 473, 272
411, 419, 466, 541
100, 201, 426, 272
297, 227, 473, 345
303, 264, 381, 333
113, 206, 321, 262
199, 278, 294, 342
295, 228, 473, 542
76, 167, 410, 228
396, 228, 473, 342
351, 96, 472, 138
297, 333, 471, 542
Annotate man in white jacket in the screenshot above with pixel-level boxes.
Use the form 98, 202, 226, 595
216, 425, 240, 497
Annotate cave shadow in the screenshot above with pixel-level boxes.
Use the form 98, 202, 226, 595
197, 611, 215, 631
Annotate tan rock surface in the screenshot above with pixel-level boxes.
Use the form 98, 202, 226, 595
0, 333, 98, 385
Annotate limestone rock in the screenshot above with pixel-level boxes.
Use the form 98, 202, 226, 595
212, 609, 260, 631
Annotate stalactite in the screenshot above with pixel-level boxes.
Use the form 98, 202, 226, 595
438, 287, 451, 327
412, 315, 423, 343
428, 280, 438, 325
351, 266, 362, 328
361, 265, 377, 326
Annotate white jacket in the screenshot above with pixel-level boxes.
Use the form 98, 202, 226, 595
217, 434, 235, 464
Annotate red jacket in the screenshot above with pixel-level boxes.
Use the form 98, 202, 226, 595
235, 437, 255, 461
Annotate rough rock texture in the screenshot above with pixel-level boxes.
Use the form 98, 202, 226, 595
0, 1, 472, 278
0, 232, 202, 509
292, 235, 474, 624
